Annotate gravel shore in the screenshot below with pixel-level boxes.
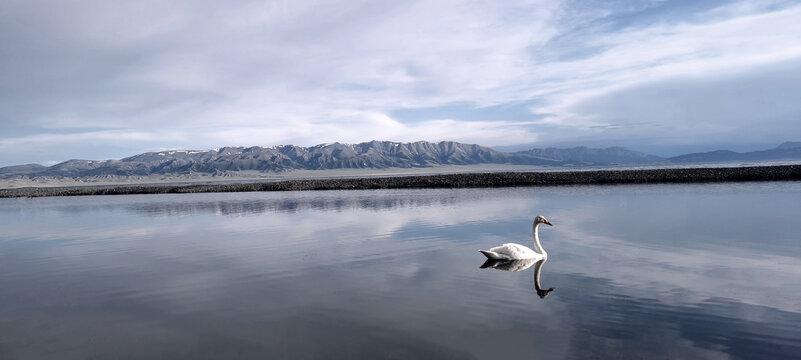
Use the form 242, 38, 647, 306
2, 165, 800, 198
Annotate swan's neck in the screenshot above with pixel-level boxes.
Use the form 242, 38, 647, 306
532, 222, 547, 256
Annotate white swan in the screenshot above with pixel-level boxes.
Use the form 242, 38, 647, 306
479, 215, 552, 260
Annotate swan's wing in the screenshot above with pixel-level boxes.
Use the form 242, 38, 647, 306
487, 243, 537, 259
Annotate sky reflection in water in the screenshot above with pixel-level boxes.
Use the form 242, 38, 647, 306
1, 183, 800, 359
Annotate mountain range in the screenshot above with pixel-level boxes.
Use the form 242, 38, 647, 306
1, 140, 800, 179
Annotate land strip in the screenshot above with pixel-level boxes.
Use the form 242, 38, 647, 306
2, 165, 800, 198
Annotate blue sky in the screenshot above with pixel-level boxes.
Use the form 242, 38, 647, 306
1, 0, 800, 166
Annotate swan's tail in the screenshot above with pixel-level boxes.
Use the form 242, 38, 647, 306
479, 250, 503, 260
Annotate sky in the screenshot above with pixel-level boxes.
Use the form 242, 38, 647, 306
1, 0, 801, 166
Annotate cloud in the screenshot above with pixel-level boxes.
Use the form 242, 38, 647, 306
0, 0, 799, 165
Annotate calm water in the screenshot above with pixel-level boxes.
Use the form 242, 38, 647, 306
1, 183, 800, 359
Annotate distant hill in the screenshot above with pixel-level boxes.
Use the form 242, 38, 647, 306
776, 141, 801, 150
667, 142, 801, 163
516, 146, 663, 165
0, 163, 48, 175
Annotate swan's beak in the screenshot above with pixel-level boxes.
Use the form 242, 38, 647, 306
544, 220, 553, 226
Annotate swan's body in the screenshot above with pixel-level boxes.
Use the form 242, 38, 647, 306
479, 215, 552, 260
479, 244, 543, 260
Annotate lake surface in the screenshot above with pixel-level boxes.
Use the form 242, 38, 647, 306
1, 182, 800, 359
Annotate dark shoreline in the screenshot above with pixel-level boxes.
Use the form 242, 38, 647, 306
2, 165, 800, 198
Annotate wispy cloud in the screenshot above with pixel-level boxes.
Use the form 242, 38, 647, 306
531, 2, 801, 127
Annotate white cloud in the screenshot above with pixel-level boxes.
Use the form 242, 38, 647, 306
0, 131, 170, 149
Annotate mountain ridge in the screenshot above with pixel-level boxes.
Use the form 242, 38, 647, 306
2, 140, 800, 180
2, 141, 560, 178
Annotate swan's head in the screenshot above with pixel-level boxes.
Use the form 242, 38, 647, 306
535, 215, 552, 226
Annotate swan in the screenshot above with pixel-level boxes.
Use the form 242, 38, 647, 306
479, 215, 552, 260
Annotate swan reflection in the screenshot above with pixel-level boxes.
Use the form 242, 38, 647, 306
480, 258, 536, 271
480, 258, 555, 299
